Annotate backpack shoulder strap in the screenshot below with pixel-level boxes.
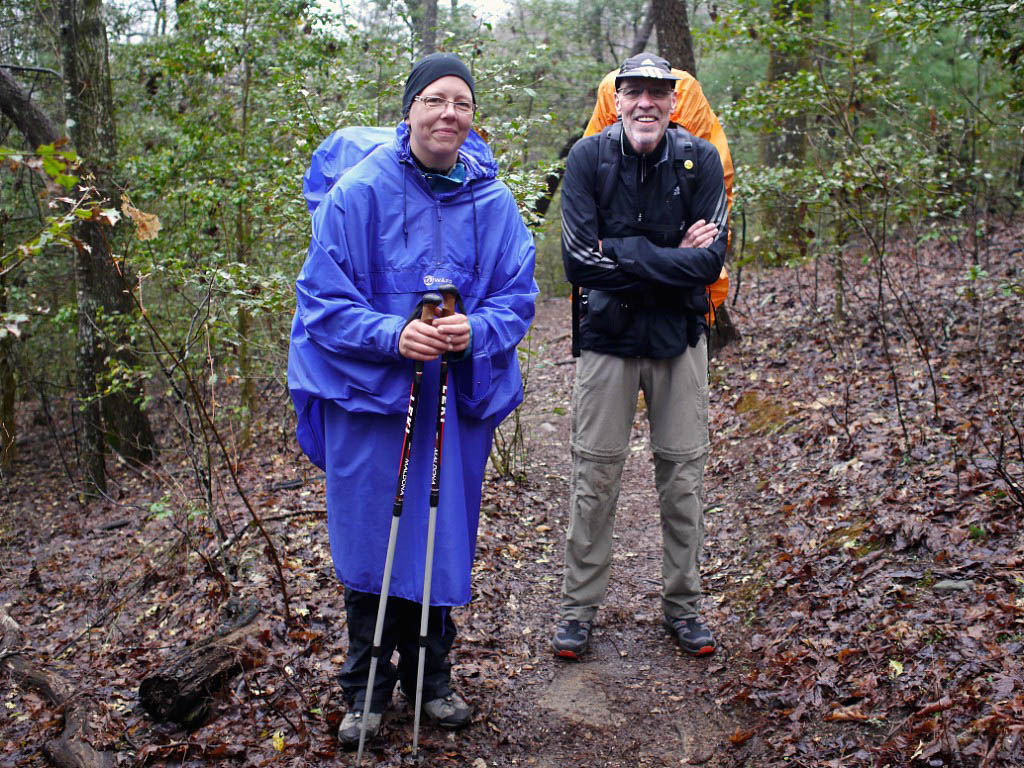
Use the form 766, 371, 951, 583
669, 125, 699, 214
572, 123, 622, 358
596, 122, 623, 211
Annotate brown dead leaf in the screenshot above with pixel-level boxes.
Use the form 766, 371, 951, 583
915, 696, 954, 717
966, 624, 987, 640
837, 647, 862, 664
825, 704, 871, 722
729, 727, 756, 745
121, 195, 162, 240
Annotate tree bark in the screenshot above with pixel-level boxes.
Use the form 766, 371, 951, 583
0, 66, 61, 149
421, 0, 437, 55
763, 0, 810, 165
709, 303, 741, 359
138, 609, 263, 727
630, 0, 656, 56
760, 0, 812, 260
405, 0, 438, 57
236, 17, 254, 448
59, 0, 155, 494
652, 0, 696, 76
1, 213, 15, 469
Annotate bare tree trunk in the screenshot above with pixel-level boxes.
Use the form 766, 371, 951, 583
422, 0, 437, 55
406, 0, 438, 56
652, 0, 696, 75
760, 0, 812, 260
60, 0, 155, 494
630, 0, 656, 56
532, 131, 583, 219
763, 0, 810, 164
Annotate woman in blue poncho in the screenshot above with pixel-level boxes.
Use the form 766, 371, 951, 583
288, 53, 537, 748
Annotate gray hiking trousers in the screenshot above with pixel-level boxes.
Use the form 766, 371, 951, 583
560, 340, 709, 622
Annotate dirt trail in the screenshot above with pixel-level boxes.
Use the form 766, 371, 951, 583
461, 296, 741, 767
8, 228, 1021, 767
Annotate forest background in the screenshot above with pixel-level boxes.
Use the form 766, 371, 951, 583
1, 0, 1023, 766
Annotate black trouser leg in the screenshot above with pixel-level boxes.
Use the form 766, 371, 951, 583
339, 589, 458, 711
338, 587, 402, 712
395, 602, 457, 703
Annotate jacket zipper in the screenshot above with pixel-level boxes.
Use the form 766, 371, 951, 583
434, 198, 443, 265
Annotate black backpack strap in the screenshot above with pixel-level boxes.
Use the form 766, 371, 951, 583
570, 284, 581, 357
597, 123, 623, 211
669, 125, 698, 217
572, 123, 623, 359
597, 124, 681, 234
670, 127, 716, 341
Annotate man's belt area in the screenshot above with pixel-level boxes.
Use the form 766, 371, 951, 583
585, 286, 709, 315
571, 286, 709, 356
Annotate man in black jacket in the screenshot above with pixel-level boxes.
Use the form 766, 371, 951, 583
552, 53, 728, 659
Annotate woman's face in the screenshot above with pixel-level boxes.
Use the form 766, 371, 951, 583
406, 75, 474, 171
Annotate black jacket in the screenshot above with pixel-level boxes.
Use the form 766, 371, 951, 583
561, 122, 728, 358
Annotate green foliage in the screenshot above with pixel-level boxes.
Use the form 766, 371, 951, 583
710, 0, 1022, 266
3, 0, 1023, 491
875, 0, 1024, 112
1, 145, 96, 348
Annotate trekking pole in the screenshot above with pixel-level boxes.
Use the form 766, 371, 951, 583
412, 285, 459, 758
357, 292, 443, 767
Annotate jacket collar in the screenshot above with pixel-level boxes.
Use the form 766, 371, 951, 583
619, 126, 669, 164
393, 121, 498, 183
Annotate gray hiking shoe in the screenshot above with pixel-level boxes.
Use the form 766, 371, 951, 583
337, 709, 383, 750
664, 615, 715, 656
422, 691, 472, 729
551, 618, 592, 659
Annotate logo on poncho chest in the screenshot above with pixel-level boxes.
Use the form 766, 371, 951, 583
423, 274, 453, 287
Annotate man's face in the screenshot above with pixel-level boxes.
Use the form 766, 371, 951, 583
406, 75, 474, 170
614, 77, 677, 155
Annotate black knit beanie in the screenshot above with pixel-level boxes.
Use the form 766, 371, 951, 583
402, 53, 475, 117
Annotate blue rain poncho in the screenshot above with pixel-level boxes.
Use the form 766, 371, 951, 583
288, 122, 538, 606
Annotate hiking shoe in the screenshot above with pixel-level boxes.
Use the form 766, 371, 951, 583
551, 618, 592, 659
337, 709, 383, 750
422, 691, 472, 729
664, 615, 715, 656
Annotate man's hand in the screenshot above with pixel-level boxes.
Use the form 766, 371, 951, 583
399, 313, 471, 361
679, 219, 718, 249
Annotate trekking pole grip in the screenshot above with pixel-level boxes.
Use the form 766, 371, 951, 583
436, 283, 459, 319
419, 292, 443, 322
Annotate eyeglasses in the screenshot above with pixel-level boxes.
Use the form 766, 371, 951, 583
617, 86, 675, 101
413, 95, 476, 115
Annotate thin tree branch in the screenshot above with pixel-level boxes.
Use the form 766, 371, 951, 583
0, 64, 63, 79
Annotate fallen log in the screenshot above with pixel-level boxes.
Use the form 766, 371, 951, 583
138, 604, 262, 728
1, 608, 115, 768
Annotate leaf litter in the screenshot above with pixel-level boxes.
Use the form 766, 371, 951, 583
2, 218, 1023, 767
